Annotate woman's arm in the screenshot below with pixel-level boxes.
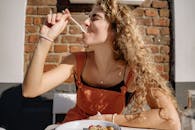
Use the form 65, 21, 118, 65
22, 9, 75, 98
114, 88, 181, 130
89, 88, 181, 130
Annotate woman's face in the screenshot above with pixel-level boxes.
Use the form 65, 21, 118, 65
82, 6, 114, 46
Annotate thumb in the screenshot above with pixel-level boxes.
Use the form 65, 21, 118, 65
40, 25, 49, 35
62, 9, 71, 20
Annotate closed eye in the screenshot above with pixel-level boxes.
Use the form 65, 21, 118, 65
89, 13, 103, 21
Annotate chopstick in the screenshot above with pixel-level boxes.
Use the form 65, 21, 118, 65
70, 17, 87, 33
62, 10, 86, 33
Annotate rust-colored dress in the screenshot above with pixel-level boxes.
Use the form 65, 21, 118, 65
63, 53, 133, 122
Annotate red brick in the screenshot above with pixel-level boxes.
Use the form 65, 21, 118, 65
37, 7, 52, 15
141, 0, 153, 8
61, 36, 82, 43
143, 36, 154, 44
28, 0, 56, 6
25, 35, 29, 43
69, 25, 82, 34
24, 0, 171, 84
43, 64, 57, 72
133, 8, 145, 17
26, 6, 37, 15
160, 46, 170, 54
136, 18, 153, 26
152, 0, 168, 8
163, 55, 170, 62
160, 27, 170, 35
34, 17, 43, 25
154, 55, 169, 63
49, 45, 54, 53
145, 9, 158, 17
53, 37, 61, 43
146, 27, 160, 35
69, 45, 84, 53
46, 55, 60, 63
25, 44, 36, 53
26, 25, 38, 33
26, 16, 33, 24
71, 13, 88, 25
164, 63, 169, 72
160, 9, 169, 17
61, 27, 68, 34
29, 35, 39, 43
154, 36, 170, 44
54, 45, 68, 53
153, 18, 170, 27
150, 46, 159, 53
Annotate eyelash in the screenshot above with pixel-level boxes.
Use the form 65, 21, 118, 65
90, 17, 99, 21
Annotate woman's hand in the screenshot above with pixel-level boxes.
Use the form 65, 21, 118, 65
40, 9, 71, 41
88, 114, 111, 121
88, 115, 105, 120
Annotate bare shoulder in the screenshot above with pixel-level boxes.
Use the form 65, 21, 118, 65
61, 53, 76, 66
61, 52, 87, 66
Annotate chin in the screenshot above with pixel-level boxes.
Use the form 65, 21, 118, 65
82, 37, 94, 45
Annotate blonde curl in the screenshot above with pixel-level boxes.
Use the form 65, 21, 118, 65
95, 0, 179, 115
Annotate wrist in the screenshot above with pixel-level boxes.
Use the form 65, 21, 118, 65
112, 113, 117, 124
39, 38, 53, 49
104, 114, 113, 122
40, 34, 54, 43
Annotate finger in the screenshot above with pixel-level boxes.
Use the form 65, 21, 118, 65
60, 13, 70, 23
51, 13, 57, 25
40, 25, 49, 34
56, 13, 63, 21
62, 9, 71, 19
64, 9, 71, 15
58, 20, 68, 32
47, 9, 53, 24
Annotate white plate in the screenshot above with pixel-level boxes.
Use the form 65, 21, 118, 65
56, 120, 121, 130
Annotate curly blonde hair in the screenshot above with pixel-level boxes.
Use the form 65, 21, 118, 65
96, 0, 179, 115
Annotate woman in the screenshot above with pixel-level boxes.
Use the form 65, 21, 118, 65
23, 0, 181, 129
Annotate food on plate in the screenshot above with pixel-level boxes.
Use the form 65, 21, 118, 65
88, 125, 114, 130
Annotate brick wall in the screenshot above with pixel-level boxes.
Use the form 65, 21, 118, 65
24, 0, 172, 84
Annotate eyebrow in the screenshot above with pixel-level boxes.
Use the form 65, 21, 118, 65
89, 13, 104, 19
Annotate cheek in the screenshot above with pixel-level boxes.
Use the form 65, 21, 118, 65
94, 25, 109, 41
96, 30, 108, 40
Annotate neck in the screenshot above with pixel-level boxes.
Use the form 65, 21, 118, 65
87, 42, 118, 73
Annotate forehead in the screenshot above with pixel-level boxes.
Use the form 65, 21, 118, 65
89, 6, 105, 17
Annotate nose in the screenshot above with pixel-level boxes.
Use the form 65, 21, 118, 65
84, 18, 90, 28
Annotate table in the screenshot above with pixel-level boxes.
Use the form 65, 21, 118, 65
45, 124, 153, 130
121, 127, 152, 130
